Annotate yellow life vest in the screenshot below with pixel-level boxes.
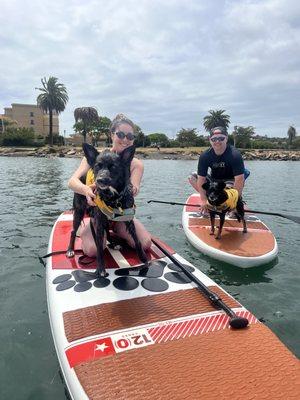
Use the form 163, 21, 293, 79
207, 188, 239, 211
85, 169, 135, 221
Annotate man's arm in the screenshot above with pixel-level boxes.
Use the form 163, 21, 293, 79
197, 175, 208, 202
233, 173, 245, 196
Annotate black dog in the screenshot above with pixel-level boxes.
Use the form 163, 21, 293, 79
202, 180, 247, 239
66, 143, 148, 278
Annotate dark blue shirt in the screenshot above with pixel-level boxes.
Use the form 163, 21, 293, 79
197, 145, 244, 180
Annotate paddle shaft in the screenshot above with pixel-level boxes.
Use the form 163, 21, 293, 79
148, 200, 300, 224
151, 238, 248, 329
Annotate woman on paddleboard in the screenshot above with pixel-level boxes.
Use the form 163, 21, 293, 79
68, 113, 152, 256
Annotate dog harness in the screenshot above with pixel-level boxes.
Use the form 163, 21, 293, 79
207, 188, 239, 212
86, 169, 135, 221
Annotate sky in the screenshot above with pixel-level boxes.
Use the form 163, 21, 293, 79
1, 0, 300, 138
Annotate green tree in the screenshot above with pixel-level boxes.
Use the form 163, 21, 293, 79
36, 76, 68, 146
203, 109, 230, 132
74, 107, 99, 143
176, 128, 198, 147
232, 126, 255, 148
287, 125, 296, 149
291, 136, 300, 149
134, 125, 150, 147
147, 133, 170, 147
0, 127, 35, 146
90, 116, 111, 146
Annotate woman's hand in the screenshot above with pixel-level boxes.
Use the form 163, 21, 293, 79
84, 184, 97, 206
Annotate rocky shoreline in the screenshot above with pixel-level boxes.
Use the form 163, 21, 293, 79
0, 146, 299, 161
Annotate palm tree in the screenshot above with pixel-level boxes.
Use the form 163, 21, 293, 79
74, 107, 99, 143
36, 77, 68, 146
203, 109, 231, 132
287, 125, 296, 149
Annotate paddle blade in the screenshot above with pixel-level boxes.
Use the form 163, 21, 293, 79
229, 317, 249, 329
246, 210, 300, 225
284, 214, 300, 224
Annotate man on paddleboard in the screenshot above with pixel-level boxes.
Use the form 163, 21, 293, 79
189, 126, 248, 215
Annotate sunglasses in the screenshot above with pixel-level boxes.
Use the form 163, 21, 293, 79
210, 136, 226, 143
115, 131, 135, 141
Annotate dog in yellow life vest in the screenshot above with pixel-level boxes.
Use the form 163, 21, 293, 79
66, 143, 148, 278
202, 180, 247, 240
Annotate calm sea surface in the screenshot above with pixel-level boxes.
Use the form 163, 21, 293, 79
0, 156, 299, 399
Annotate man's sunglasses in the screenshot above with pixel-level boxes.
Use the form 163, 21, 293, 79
115, 131, 135, 141
210, 136, 226, 143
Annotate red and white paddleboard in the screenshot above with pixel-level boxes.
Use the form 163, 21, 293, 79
183, 193, 278, 268
46, 211, 299, 400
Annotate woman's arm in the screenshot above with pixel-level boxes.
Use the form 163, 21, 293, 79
130, 157, 144, 196
68, 157, 96, 206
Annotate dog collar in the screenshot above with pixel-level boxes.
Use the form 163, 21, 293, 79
86, 169, 135, 221
207, 188, 239, 211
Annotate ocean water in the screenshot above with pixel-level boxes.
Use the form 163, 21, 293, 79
0, 156, 299, 399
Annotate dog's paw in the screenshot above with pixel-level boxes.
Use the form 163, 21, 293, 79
108, 243, 122, 251
66, 249, 75, 258
97, 269, 109, 278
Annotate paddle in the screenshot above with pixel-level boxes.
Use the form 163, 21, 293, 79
148, 200, 300, 224
151, 237, 249, 329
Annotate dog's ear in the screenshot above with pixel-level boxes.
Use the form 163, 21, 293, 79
202, 182, 210, 191
119, 145, 136, 165
82, 143, 99, 167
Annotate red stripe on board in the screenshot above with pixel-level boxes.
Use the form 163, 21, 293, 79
50, 217, 168, 269
66, 337, 115, 368
119, 236, 175, 266
185, 194, 201, 212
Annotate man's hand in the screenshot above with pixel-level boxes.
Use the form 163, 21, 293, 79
132, 185, 139, 197
85, 184, 96, 206
198, 197, 209, 216
188, 175, 198, 191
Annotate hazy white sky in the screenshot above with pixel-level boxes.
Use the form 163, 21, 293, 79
1, 0, 300, 137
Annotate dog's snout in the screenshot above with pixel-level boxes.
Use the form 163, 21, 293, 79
97, 177, 110, 186
96, 170, 111, 186
208, 193, 218, 202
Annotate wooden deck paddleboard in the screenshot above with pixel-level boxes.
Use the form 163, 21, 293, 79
182, 193, 278, 268
46, 211, 299, 400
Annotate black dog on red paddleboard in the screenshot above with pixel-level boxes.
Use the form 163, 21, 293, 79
202, 180, 247, 240
66, 143, 148, 278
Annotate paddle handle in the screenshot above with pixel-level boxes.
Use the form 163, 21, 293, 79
148, 200, 300, 224
151, 238, 248, 329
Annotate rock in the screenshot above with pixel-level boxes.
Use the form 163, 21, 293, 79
67, 150, 77, 155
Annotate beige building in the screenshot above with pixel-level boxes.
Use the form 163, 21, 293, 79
0, 103, 59, 136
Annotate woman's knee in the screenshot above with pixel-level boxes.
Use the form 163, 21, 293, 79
80, 221, 106, 256
114, 220, 152, 251
126, 235, 151, 251
140, 234, 152, 251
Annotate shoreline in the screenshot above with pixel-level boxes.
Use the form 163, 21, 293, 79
0, 146, 299, 161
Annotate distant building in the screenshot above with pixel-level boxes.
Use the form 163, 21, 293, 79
0, 103, 59, 136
